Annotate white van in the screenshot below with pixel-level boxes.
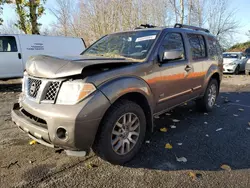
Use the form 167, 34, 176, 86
0, 34, 86, 79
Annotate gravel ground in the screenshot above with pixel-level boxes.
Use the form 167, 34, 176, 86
0, 75, 250, 188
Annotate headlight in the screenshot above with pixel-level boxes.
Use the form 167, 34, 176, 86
229, 62, 236, 66
56, 81, 96, 105
22, 72, 28, 93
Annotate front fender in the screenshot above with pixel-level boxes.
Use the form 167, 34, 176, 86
98, 76, 155, 109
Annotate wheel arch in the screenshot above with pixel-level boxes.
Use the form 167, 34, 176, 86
98, 77, 155, 133
202, 66, 222, 95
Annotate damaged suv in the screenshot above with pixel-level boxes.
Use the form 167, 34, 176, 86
12, 24, 223, 164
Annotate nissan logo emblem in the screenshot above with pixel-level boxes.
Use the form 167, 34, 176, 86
30, 82, 36, 95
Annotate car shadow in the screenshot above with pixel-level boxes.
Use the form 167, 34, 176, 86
0, 80, 22, 93
125, 91, 250, 171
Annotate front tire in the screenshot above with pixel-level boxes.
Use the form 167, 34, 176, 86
234, 65, 240, 75
93, 100, 146, 165
196, 79, 218, 112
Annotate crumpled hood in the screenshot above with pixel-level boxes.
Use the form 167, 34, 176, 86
26, 55, 135, 78
223, 58, 239, 65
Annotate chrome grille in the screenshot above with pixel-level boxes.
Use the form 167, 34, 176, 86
44, 82, 60, 101
28, 78, 42, 98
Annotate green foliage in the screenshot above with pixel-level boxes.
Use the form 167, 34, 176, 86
13, 0, 47, 34
228, 41, 250, 52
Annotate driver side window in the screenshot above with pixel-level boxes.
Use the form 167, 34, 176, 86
161, 33, 185, 61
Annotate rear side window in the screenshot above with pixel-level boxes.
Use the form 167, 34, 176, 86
162, 33, 185, 60
207, 37, 221, 60
188, 34, 206, 59
0, 36, 17, 52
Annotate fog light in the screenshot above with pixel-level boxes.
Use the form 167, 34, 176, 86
56, 128, 68, 140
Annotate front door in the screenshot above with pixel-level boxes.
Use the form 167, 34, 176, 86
0, 36, 23, 79
154, 32, 192, 113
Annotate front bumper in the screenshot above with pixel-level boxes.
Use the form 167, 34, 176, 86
223, 64, 237, 73
11, 90, 111, 152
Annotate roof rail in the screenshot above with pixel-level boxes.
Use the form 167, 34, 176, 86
174, 23, 210, 33
135, 24, 157, 29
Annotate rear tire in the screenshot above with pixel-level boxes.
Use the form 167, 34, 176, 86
93, 100, 146, 165
196, 79, 218, 112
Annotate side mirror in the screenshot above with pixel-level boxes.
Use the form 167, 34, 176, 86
159, 49, 183, 63
241, 56, 246, 60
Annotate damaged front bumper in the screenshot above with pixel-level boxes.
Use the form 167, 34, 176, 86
11, 90, 111, 156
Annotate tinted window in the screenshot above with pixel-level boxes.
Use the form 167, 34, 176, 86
162, 33, 185, 60
188, 34, 206, 59
0, 36, 17, 52
208, 37, 220, 60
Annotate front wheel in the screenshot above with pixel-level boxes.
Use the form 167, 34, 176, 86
234, 65, 240, 75
196, 79, 218, 112
93, 100, 146, 165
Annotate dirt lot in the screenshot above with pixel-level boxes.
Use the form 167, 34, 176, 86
0, 75, 250, 188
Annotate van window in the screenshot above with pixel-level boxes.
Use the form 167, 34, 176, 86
188, 34, 206, 59
0, 36, 17, 52
162, 33, 185, 60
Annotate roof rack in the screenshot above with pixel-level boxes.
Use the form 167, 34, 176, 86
135, 24, 157, 29
174, 23, 210, 33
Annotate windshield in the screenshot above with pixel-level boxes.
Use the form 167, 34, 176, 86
223, 53, 239, 59
82, 30, 160, 60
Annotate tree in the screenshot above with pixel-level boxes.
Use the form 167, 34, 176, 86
11, 0, 46, 34
206, 0, 240, 47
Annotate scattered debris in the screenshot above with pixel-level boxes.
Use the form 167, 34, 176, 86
145, 140, 150, 144
221, 164, 231, 171
154, 115, 160, 119
205, 134, 209, 137
170, 125, 176, 129
85, 163, 98, 169
172, 119, 180, 123
216, 128, 223, 132
165, 143, 173, 149
188, 172, 202, 180
238, 108, 244, 112
176, 156, 187, 163
224, 99, 229, 103
204, 113, 208, 115
29, 140, 37, 145
233, 114, 239, 117
29, 160, 35, 164
165, 113, 171, 116
177, 143, 183, 146
204, 122, 208, 125
1, 161, 20, 169
160, 127, 168, 132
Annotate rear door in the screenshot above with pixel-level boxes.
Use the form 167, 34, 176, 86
0, 36, 23, 79
185, 33, 207, 97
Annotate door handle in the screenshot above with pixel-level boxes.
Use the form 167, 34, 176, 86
185, 65, 192, 72
18, 53, 22, 59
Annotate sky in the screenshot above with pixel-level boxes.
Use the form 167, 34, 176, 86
1, 0, 250, 44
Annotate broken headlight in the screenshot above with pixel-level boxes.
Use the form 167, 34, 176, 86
56, 81, 96, 105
